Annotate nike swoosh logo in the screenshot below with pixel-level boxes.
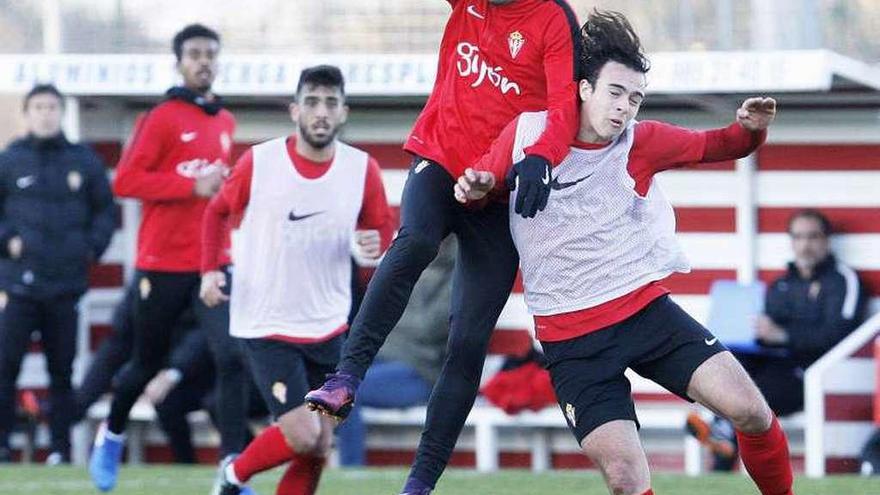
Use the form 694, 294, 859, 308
467, 4, 485, 19
414, 160, 430, 174
541, 168, 550, 185
288, 210, 324, 222
16, 175, 36, 189
549, 173, 593, 190
705, 337, 718, 346
180, 131, 197, 142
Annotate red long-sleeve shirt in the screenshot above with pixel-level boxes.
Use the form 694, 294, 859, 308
475, 118, 767, 341
113, 98, 235, 272
405, 0, 580, 177
201, 136, 393, 273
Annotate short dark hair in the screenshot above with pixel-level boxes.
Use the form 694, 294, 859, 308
579, 9, 650, 87
23, 83, 64, 110
296, 65, 345, 98
172, 24, 220, 61
788, 209, 832, 237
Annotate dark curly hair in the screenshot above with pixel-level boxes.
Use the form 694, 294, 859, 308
580, 10, 650, 87
296, 65, 346, 98
172, 24, 220, 61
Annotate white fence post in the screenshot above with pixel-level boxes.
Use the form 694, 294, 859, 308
803, 312, 880, 477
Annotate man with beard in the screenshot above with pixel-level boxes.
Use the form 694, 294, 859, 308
201, 65, 392, 495
88, 24, 249, 492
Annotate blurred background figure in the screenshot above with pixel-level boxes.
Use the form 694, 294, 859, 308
0, 83, 116, 464
87, 23, 250, 493
336, 237, 455, 467
689, 209, 869, 470
73, 280, 267, 464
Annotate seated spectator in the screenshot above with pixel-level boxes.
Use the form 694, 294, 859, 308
688, 209, 869, 470
335, 237, 455, 467
0, 84, 116, 465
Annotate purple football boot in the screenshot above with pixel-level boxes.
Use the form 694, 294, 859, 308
304, 371, 360, 420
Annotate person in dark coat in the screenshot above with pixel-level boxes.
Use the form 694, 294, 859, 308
0, 83, 116, 464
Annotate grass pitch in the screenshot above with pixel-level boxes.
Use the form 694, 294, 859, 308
0, 466, 877, 494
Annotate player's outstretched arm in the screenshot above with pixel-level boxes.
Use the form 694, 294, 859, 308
736, 97, 777, 131
454, 168, 496, 204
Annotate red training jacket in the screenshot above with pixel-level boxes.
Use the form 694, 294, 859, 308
405, 0, 581, 177
114, 98, 235, 272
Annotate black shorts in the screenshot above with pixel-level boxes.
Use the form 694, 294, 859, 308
540, 295, 726, 444
244, 335, 343, 418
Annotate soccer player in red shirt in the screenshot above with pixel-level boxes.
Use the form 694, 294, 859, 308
456, 11, 794, 495
89, 24, 250, 493
306, 1, 581, 493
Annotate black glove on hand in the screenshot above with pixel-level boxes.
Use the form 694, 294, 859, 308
506, 154, 551, 218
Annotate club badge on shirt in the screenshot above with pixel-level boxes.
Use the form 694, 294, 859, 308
67, 170, 83, 192
272, 381, 288, 405
508, 31, 525, 59
220, 132, 232, 155
139, 276, 151, 300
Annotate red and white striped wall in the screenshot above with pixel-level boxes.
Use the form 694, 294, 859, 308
10, 136, 879, 472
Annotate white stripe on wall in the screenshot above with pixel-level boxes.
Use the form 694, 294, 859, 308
758, 172, 880, 207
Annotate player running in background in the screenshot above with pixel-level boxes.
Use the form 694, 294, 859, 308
455, 10, 794, 495
202, 65, 392, 495
89, 24, 251, 492
306, 1, 581, 492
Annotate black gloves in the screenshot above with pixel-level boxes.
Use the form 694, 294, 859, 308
506, 154, 551, 218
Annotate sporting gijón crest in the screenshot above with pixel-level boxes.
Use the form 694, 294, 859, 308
508, 31, 525, 59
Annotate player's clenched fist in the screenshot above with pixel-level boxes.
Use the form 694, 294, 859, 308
352, 229, 382, 267
199, 270, 229, 307
454, 168, 496, 204
737, 97, 776, 132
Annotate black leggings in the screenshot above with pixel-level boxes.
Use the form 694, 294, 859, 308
106, 270, 250, 456
338, 158, 519, 486
72, 282, 137, 423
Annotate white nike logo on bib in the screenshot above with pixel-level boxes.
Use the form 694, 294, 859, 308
704, 337, 718, 346
541, 169, 550, 185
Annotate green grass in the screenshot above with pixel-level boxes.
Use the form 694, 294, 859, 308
0, 466, 877, 495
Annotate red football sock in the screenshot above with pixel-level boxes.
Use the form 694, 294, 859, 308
736, 416, 794, 495
232, 425, 295, 483
275, 454, 325, 495
640, 490, 654, 495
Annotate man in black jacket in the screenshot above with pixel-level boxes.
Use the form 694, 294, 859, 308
0, 84, 116, 464
690, 209, 869, 470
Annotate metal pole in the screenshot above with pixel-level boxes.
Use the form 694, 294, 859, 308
63, 96, 81, 142
42, 0, 62, 54
735, 153, 758, 284
715, 0, 734, 50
